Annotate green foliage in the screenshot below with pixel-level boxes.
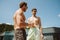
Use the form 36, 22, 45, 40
0, 23, 14, 33
5, 25, 14, 31
0, 24, 5, 33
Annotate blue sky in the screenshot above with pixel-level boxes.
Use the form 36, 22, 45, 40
0, 0, 60, 28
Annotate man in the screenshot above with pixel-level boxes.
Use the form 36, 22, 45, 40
13, 2, 28, 40
27, 8, 43, 40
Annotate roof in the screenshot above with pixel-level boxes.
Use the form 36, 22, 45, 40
0, 31, 14, 36
43, 27, 60, 33
4, 31, 14, 35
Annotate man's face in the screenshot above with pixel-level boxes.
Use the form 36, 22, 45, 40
32, 10, 37, 15
23, 5, 28, 12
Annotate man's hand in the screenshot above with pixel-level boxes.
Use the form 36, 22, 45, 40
40, 34, 44, 40
27, 23, 35, 28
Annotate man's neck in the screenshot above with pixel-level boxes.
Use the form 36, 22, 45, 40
20, 8, 24, 12
32, 15, 36, 17
19, 8, 24, 14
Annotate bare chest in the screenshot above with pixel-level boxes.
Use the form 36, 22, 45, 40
30, 17, 39, 23
22, 14, 26, 21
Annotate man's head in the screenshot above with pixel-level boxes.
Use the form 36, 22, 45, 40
32, 8, 37, 16
19, 2, 28, 12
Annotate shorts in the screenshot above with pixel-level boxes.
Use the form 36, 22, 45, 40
14, 28, 26, 40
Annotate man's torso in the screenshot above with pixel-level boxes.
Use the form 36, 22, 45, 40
28, 16, 40, 27
14, 9, 26, 30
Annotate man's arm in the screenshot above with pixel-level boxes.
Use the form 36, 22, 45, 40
38, 17, 44, 40
27, 18, 31, 28
38, 17, 42, 34
16, 12, 28, 28
13, 13, 16, 22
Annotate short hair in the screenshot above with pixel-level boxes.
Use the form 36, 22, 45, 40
32, 8, 37, 12
19, 2, 27, 8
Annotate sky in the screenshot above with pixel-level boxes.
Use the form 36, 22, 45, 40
0, 0, 60, 28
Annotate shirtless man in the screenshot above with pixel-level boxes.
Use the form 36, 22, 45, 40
27, 8, 43, 40
13, 2, 28, 40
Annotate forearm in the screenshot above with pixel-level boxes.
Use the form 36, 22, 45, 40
40, 26, 43, 34
40, 26, 44, 40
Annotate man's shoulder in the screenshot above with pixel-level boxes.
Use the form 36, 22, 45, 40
15, 9, 20, 13
28, 17, 32, 20
37, 16, 40, 20
16, 9, 23, 14
29, 17, 32, 19
14, 10, 19, 14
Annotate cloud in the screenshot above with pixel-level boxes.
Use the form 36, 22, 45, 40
6, 23, 12, 25
58, 14, 60, 17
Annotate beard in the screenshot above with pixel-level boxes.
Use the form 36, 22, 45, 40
24, 9, 26, 12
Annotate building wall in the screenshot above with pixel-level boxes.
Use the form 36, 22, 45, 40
0, 24, 60, 40
44, 35, 53, 40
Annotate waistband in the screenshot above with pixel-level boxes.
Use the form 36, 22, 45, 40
15, 28, 25, 31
